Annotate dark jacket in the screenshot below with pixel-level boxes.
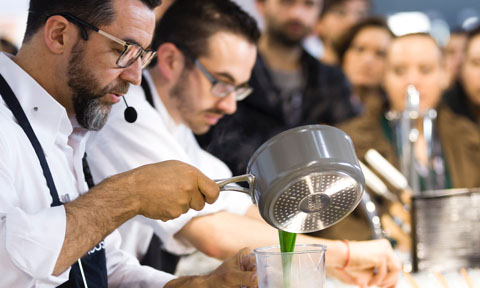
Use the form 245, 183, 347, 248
444, 81, 480, 126
340, 101, 480, 189
198, 50, 357, 176
321, 100, 480, 242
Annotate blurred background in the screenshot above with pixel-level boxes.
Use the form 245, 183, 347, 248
1, 0, 479, 48
233, 0, 479, 47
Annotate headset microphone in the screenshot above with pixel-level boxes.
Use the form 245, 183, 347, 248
122, 96, 138, 123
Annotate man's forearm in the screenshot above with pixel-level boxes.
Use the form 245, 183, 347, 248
176, 211, 347, 267
243, 205, 263, 220
53, 174, 139, 275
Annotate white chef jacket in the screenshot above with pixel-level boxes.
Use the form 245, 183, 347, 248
86, 71, 253, 257
0, 53, 176, 287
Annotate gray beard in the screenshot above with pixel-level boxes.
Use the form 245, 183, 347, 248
66, 43, 121, 131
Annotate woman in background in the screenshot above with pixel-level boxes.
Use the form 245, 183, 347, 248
336, 16, 394, 114
444, 25, 480, 126
312, 17, 394, 243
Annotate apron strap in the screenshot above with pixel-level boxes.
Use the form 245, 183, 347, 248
140, 75, 155, 108
0, 74, 62, 207
82, 154, 96, 189
0, 73, 108, 288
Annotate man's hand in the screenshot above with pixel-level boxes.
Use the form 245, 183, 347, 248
164, 247, 257, 288
105, 160, 220, 221
327, 239, 401, 288
204, 247, 257, 288
55, 160, 219, 275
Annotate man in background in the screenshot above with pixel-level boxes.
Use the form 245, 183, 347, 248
199, 0, 357, 181
309, 0, 371, 64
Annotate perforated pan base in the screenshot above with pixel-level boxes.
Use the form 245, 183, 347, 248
271, 172, 362, 233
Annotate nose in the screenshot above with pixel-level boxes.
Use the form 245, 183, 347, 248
405, 70, 421, 88
290, 4, 306, 19
362, 51, 376, 65
119, 58, 143, 86
216, 92, 237, 115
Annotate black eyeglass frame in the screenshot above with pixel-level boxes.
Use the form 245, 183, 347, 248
52, 12, 156, 69
172, 43, 253, 102
192, 59, 253, 101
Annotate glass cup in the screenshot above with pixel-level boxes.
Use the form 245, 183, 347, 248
254, 244, 326, 288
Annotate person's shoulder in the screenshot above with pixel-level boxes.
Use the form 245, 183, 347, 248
195, 146, 233, 179
302, 50, 340, 71
439, 104, 477, 132
443, 82, 471, 118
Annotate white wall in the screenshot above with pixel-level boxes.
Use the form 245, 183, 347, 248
232, 0, 264, 30
0, 0, 29, 47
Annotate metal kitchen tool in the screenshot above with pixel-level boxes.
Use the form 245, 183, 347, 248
358, 190, 384, 239
216, 125, 365, 233
385, 85, 439, 194
365, 149, 409, 192
401, 85, 420, 194
412, 188, 480, 272
360, 161, 398, 202
365, 149, 413, 206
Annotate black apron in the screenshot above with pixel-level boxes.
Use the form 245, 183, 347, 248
0, 74, 108, 288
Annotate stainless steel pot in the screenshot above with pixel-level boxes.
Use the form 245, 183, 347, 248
216, 125, 365, 233
412, 188, 480, 272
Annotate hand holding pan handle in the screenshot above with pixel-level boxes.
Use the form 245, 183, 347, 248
215, 175, 257, 204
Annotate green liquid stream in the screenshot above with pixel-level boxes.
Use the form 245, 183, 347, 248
278, 230, 297, 288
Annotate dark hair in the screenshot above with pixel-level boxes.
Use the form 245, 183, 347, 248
321, 0, 372, 17
450, 27, 467, 36
24, 0, 162, 43
336, 16, 393, 64
466, 24, 480, 52
149, 0, 260, 67
0, 38, 19, 55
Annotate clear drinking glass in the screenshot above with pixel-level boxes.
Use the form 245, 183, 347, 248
254, 244, 326, 288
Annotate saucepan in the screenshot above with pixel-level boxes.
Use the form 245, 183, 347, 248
216, 125, 365, 233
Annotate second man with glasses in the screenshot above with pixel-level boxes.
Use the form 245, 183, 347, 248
86, 0, 401, 287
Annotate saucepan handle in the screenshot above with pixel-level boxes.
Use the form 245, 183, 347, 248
215, 174, 256, 203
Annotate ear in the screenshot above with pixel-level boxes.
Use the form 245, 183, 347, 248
155, 43, 186, 81
43, 15, 76, 55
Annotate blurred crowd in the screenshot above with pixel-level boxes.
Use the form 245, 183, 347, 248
199, 0, 480, 264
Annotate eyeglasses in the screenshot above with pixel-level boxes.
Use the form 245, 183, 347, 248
193, 59, 253, 101
55, 13, 156, 69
